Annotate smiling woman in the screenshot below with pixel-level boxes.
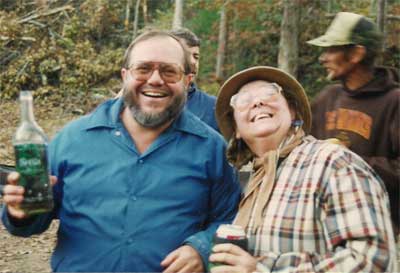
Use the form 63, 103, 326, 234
231, 80, 293, 153
209, 66, 398, 273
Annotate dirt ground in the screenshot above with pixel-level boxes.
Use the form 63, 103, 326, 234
0, 219, 58, 273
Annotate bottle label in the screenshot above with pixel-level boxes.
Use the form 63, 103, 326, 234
14, 144, 50, 203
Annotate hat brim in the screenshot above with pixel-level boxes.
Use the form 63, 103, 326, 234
306, 34, 353, 47
216, 66, 311, 141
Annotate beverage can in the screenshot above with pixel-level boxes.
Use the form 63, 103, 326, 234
208, 224, 248, 270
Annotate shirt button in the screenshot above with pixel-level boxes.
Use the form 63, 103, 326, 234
115, 130, 121, 136
132, 195, 137, 201
138, 159, 144, 164
127, 238, 134, 244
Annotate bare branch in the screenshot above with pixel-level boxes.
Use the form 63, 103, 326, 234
18, 5, 74, 24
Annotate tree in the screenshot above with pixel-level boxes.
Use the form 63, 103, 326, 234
133, 0, 141, 38
216, 2, 227, 81
172, 0, 183, 29
142, 0, 148, 25
376, 0, 386, 42
124, 0, 132, 31
278, 0, 300, 77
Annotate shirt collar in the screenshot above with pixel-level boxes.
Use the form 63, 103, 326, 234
82, 98, 208, 138
188, 82, 197, 94
170, 109, 208, 138
82, 98, 124, 130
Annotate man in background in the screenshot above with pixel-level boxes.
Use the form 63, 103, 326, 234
171, 27, 219, 132
307, 12, 399, 236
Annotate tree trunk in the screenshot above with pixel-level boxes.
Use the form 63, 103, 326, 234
216, 3, 227, 82
327, 0, 332, 13
370, 0, 376, 16
133, 0, 141, 39
125, 0, 132, 31
376, 0, 386, 64
142, 0, 148, 24
278, 0, 300, 77
377, 0, 386, 36
172, 0, 184, 29
232, 7, 240, 73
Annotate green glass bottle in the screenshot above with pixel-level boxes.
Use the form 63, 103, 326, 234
13, 91, 53, 215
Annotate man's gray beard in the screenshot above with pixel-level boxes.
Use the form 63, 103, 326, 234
123, 87, 187, 128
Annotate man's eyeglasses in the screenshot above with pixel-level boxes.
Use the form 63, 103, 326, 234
230, 82, 283, 112
128, 62, 186, 83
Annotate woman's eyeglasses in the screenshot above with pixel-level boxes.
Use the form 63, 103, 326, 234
230, 82, 283, 112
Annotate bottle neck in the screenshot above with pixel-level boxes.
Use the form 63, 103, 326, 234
19, 92, 36, 123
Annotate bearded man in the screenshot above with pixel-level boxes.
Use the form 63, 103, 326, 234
2, 30, 240, 273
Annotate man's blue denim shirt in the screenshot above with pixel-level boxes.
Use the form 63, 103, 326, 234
2, 98, 240, 272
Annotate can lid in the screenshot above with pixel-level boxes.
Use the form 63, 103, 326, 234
216, 224, 246, 238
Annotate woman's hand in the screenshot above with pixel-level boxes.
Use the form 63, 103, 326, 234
209, 243, 257, 273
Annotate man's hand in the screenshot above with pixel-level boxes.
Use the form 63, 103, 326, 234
209, 243, 257, 273
3, 172, 57, 219
161, 245, 204, 273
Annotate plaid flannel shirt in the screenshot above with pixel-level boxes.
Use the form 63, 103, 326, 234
245, 136, 397, 272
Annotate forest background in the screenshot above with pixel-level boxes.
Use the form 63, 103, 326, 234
0, 0, 399, 163
0, 1, 399, 167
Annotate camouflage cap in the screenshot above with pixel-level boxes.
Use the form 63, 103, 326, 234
307, 12, 382, 49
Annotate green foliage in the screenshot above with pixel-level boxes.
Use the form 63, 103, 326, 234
0, 1, 127, 99
188, 8, 220, 81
